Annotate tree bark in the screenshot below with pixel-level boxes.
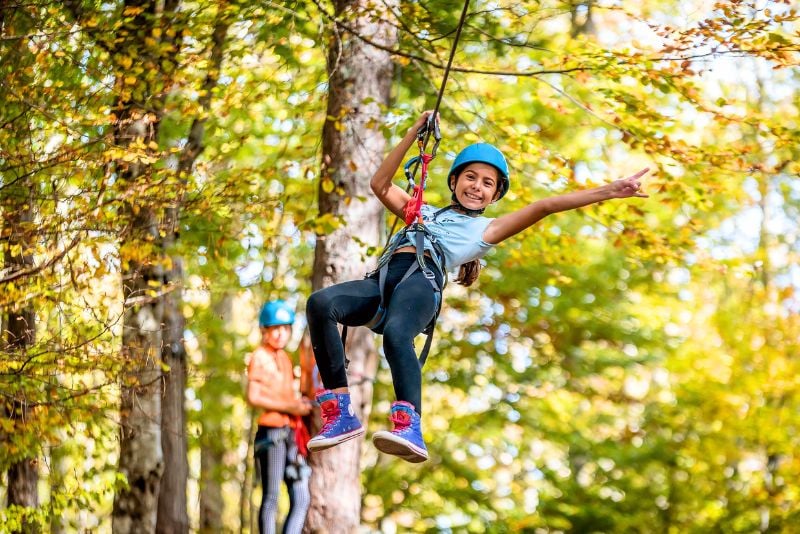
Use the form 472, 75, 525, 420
199, 439, 225, 533
110, 4, 166, 528
156, 252, 189, 534
112, 185, 165, 533
49, 434, 69, 534
306, 1, 397, 531
198, 294, 233, 533
3, 179, 39, 532
570, 1, 596, 37
2, 9, 39, 530
157, 11, 229, 532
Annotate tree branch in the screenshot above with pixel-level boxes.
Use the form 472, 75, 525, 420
309, 0, 588, 78
0, 233, 83, 285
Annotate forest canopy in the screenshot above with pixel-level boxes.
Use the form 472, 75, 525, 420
1, 0, 799, 532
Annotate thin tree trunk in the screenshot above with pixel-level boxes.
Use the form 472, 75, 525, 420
199, 294, 233, 533
569, 1, 596, 37
158, 11, 229, 531
156, 252, 189, 534
113, 189, 165, 533
199, 439, 225, 533
2, 9, 39, 529
306, 1, 397, 531
6, 400, 39, 522
4, 179, 39, 533
111, 4, 167, 522
49, 434, 69, 534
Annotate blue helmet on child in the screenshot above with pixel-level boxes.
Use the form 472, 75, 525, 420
448, 143, 510, 200
259, 300, 295, 328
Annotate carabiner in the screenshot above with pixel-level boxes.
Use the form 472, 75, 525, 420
427, 113, 442, 157
404, 156, 421, 187
416, 113, 442, 158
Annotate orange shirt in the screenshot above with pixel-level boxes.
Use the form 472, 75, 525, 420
247, 345, 296, 428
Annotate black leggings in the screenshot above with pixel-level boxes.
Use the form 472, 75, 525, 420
306, 253, 441, 413
254, 426, 310, 534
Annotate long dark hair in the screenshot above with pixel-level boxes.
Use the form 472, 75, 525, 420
448, 159, 508, 287
454, 259, 480, 286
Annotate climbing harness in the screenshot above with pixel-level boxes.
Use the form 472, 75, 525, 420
343, 205, 466, 368
343, 0, 472, 370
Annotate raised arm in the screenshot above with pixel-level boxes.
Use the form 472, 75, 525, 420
482, 168, 650, 245
370, 111, 435, 219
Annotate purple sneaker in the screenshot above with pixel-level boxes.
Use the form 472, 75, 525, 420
307, 390, 365, 452
372, 401, 428, 463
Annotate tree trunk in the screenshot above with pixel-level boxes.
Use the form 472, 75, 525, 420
199, 439, 225, 533
112, 184, 165, 533
49, 434, 70, 534
198, 294, 234, 533
6, 409, 39, 511
107, 3, 228, 530
159, 12, 230, 531
111, 35, 166, 531
2, 10, 40, 526
156, 252, 189, 534
3, 180, 39, 532
306, 1, 397, 531
570, 1, 596, 37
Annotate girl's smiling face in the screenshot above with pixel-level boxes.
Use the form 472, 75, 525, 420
450, 163, 500, 210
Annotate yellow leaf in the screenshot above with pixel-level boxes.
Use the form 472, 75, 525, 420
321, 177, 335, 193
313, 213, 343, 234
119, 56, 133, 70
123, 6, 145, 16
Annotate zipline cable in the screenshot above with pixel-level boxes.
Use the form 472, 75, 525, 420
386, 0, 471, 240
424, 0, 471, 149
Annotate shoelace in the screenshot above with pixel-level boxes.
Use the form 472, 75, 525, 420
319, 400, 340, 432
390, 411, 412, 433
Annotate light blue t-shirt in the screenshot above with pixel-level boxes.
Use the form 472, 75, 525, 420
386, 204, 496, 272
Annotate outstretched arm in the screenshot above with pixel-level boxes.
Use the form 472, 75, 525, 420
482, 168, 650, 245
370, 111, 435, 219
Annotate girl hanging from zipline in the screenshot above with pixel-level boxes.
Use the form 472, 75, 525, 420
306, 110, 649, 463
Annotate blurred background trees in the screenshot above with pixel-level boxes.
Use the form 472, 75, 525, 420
1, 0, 798, 531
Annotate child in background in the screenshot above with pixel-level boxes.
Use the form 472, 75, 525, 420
247, 300, 314, 534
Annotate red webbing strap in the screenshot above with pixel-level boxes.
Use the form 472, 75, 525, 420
403, 153, 434, 225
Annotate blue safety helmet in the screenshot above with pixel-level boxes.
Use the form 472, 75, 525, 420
448, 143, 510, 200
259, 300, 295, 328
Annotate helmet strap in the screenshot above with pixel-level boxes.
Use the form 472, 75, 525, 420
450, 194, 485, 216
